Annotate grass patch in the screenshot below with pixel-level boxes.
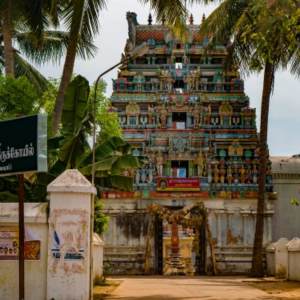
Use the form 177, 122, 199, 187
93, 278, 122, 300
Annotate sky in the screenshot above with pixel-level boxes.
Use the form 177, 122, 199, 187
36, 0, 300, 157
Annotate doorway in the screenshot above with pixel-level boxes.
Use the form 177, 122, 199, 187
153, 206, 207, 275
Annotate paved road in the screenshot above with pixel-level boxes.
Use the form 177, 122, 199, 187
106, 276, 276, 300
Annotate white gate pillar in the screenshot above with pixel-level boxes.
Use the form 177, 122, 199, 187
46, 169, 96, 300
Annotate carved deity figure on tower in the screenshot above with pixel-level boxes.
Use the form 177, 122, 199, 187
159, 105, 168, 128
192, 105, 201, 128
148, 104, 155, 124
156, 151, 164, 176
213, 164, 220, 184
228, 141, 243, 157
239, 166, 246, 184
227, 165, 233, 184
126, 102, 140, 115
219, 102, 233, 127
194, 151, 206, 177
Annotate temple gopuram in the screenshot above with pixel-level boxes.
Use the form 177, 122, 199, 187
102, 12, 275, 275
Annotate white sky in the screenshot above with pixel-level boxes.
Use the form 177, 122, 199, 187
36, 0, 300, 157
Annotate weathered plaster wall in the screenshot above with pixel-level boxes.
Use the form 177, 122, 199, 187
0, 203, 48, 300
103, 206, 152, 274
271, 156, 300, 240
103, 198, 274, 275
93, 233, 104, 279
272, 178, 300, 240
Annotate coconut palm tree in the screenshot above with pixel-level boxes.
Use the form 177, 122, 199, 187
51, 0, 196, 134
1, 0, 15, 76
200, 0, 300, 276
0, 0, 97, 93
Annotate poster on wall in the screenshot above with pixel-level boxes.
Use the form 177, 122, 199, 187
0, 227, 41, 260
157, 178, 200, 191
0, 227, 19, 259
49, 208, 89, 274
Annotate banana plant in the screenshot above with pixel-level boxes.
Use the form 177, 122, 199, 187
29, 75, 143, 201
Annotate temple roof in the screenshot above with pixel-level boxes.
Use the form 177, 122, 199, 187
127, 11, 208, 46
271, 156, 300, 174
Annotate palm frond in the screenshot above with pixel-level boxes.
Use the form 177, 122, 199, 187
13, 51, 48, 94
63, 0, 106, 41
15, 30, 97, 65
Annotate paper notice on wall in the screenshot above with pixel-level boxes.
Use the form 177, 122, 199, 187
0, 226, 19, 259
0, 226, 40, 260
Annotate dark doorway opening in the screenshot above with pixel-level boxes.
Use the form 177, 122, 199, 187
172, 112, 186, 129
171, 160, 189, 178
154, 216, 163, 274
174, 80, 184, 89
195, 221, 207, 275
153, 205, 207, 276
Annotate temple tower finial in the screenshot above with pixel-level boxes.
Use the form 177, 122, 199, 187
148, 13, 153, 25
189, 14, 194, 25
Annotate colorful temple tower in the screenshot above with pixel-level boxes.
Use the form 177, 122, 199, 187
102, 12, 275, 275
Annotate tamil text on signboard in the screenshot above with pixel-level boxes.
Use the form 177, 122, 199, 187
0, 115, 47, 175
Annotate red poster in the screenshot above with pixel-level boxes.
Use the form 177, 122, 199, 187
157, 178, 200, 191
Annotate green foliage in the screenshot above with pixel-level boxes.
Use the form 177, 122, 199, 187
0, 75, 142, 203
291, 198, 300, 206
200, 0, 300, 76
38, 78, 59, 114
94, 199, 109, 234
0, 75, 40, 119
90, 81, 121, 140
59, 75, 91, 168
239, 0, 300, 73
34, 75, 141, 200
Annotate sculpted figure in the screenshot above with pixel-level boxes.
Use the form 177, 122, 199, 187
252, 164, 258, 184
156, 151, 164, 176
227, 166, 233, 184
194, 151, 206, 177
159, 105, 168, 128
135, 170, 140, 184
219, 164, 226, 184
213, 165, 219, 184
239, 166, 246, 184
193, 105, 200, 128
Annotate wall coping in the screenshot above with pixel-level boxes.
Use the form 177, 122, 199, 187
274, 237, 289, 250
93, 233, 104, 246
47, 169, 96, 194
287, 237, 300, 251
0, 202, 48, 223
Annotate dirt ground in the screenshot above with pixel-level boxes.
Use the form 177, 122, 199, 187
93, 280, 121, 300
247, 280, 300, 300
93, 276, 300, 300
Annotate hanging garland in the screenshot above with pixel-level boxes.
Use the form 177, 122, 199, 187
147, 202, 206, 228
146, 202, 218, 275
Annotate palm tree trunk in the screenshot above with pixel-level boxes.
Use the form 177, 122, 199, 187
51, 0, 85, 135
2, 0, 15, 77
251, 61, 274, 277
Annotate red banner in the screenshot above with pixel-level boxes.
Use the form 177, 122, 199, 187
157, 177, 200, 191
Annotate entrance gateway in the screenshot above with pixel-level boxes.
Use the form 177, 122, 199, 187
102, 12, 276, 275
153, 204, 207, 275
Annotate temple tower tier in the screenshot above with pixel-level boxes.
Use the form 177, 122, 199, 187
102, 12, 275, 275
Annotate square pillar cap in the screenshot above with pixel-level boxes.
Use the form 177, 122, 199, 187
47, 169, 96, 194
287, 237, 300, 251
274, 237, 289, 250
266, 242, 276, 252
93, 233, 104, 246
